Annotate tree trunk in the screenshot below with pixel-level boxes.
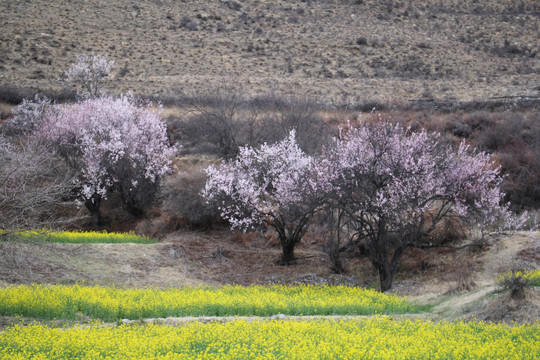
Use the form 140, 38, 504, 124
377, 260, 394, 292
374, 246, 405, 292
280, 239, 297, 266
84, 194, 102, 229
329, 248, 344, 274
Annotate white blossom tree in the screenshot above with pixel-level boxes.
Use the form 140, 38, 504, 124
64, 54, 114, 99
324, 121, 521, 291
203, 131, 326, 264
3, 95, 53, 136
39, 96, 176, 227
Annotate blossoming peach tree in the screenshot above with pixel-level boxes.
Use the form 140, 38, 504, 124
324, 121, 522, 291
203, 131, 327, 265
39, 96, 175, 227
204, 119, 522, 290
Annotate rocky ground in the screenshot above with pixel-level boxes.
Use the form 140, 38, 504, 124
1, 0, 539, 105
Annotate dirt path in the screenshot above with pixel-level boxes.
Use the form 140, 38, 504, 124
477, 232, 539, 287
428, 231, 539, 320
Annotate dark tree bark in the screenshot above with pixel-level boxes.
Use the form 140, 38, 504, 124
84, 194, 102, 229
371, 245, 405, 292
280, 239, 298, 265
272, 215, 310, 266
329, 248, 345, 274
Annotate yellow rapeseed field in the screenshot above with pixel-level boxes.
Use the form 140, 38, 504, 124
3, 230, 154, 244
0, 284, 421, 320
1, 318, 538, 359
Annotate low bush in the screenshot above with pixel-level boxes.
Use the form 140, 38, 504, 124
161, 158, 222, 229
0, 84, 76, 105
496, 269, 537, 299
171, 91, 332, 158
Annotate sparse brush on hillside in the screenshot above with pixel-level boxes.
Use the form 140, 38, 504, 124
0, 135, 76, 232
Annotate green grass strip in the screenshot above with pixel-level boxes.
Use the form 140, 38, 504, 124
3, 230, 155, 244
1, 318, 539, 359
0, 284, 423, 321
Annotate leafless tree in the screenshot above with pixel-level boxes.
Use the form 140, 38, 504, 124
0, 136, 77, 233
179, 91, 258, 158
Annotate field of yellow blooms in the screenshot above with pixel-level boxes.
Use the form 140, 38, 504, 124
529, 269, 540, 286
0, 284, 421, 320
0, 228, 538, 359
3, 230, 155, 244
1, 318, 539, 359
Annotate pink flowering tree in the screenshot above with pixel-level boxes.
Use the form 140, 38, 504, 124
324, 121, 519, 291
64, 54, 114, 99
203, 131, 326, 265
39, 96, 175, 227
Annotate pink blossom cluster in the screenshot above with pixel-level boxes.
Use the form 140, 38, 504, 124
203, 130, 322, 232
4, 95, 53, 135
204, 120, 521, 259
39, 96, 175, 207
326, 121, 518, 235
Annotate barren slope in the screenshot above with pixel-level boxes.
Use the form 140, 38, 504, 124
1, 0, 539, 104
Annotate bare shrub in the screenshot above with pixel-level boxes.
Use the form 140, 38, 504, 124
256, 97, 331, 155
474, 111, 540, 209
0, 85, 35, 105
446, 261, 476, 293
161, 158, 222, 229
175, 92, 332, 158
178, 91, 258, 158
0, 136, 77, 232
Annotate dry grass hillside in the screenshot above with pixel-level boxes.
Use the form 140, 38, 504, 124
1, 0, 539, 105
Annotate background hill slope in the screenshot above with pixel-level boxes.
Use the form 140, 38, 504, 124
1, 0, 539, 104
